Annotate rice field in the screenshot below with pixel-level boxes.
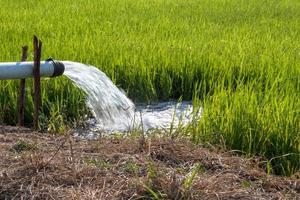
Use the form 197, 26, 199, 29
0, 0, 299, 176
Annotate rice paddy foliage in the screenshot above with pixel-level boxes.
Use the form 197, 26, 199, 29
0, 0, 299, 175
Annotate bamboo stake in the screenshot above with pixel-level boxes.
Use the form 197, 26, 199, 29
18, 46, 28, 126
33, 36, 42, 130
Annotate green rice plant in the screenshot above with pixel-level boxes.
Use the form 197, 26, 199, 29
183, 163, 204, 190
195, 87, 299, 176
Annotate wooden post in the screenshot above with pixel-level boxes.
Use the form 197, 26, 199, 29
33, 36, 42, 130
18, 46, 28, 126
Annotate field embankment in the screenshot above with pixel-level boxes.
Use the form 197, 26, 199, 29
0, 126, 299, 199
0, 0, 299, 175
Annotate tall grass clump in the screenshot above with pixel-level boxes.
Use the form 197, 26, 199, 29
0, 0, 299, 175
0, 78, 88, 131
193, 88, 299, 176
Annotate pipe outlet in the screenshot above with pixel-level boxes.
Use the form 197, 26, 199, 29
0, 60, 65, 80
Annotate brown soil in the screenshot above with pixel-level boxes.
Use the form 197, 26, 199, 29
0, 125, 299, 200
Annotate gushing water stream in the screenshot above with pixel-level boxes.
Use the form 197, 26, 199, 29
63, 61, 135, 130
63, 61, 200, 134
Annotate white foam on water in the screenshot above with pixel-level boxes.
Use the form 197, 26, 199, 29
63, 61, 201, 135
134, 101, 199, 131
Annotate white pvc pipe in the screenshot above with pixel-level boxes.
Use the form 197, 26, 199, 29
0, 60, 65, 80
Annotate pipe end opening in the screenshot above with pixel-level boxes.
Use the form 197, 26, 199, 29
51, 60, 65, 77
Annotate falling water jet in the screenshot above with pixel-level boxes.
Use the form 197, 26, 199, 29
63, 61, 136, 131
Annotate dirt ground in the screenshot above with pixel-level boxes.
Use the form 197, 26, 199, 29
0, 125, 299, 200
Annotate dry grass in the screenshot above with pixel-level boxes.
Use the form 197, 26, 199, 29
0, 125, 299, 200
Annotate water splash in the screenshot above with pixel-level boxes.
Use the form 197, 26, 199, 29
63, 61, 200, 134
